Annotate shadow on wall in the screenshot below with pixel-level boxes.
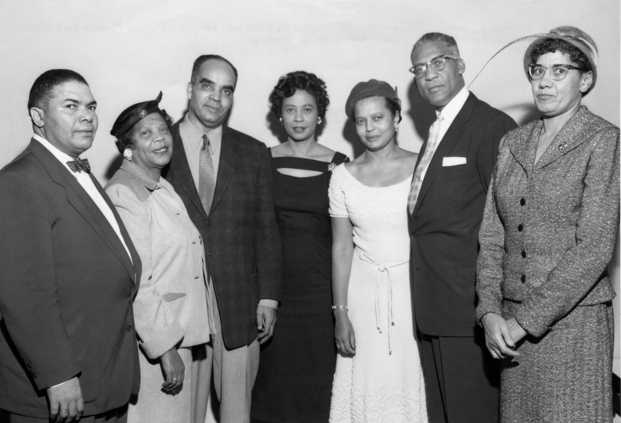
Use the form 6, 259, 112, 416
104, 155, 123, 180
341, 118, 366, 159
405, 78, 541, 138
505, 103, 541, 126
406, 80, 436, 142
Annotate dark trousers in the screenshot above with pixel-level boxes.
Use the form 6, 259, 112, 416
418, 330, 500, 423
3, 406, 127, 423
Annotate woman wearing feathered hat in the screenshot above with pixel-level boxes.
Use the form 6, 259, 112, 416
476, 26, 618, 421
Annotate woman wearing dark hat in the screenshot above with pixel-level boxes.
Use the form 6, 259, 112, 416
251, 71, 348, 423
328, 80, 428, 422
106, 94, 214, 423
476, 26, 619, 422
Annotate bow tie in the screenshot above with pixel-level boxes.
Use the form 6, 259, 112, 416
66, 158, 91, 173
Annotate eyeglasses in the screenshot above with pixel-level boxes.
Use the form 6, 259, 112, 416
528, 64, 584, 81
409, 55, 460, 79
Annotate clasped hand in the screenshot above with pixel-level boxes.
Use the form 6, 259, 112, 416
481, 313, 527, 359
160, 348, 185, 395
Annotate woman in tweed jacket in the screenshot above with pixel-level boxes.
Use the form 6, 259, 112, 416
476, 26, 619, 422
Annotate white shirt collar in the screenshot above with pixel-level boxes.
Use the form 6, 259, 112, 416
436, 86, 469, 123
32, 134, 86, 174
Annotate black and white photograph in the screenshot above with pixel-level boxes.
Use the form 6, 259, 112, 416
0, 1, 618, 422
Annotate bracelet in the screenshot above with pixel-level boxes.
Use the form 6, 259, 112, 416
331, 304, 349, 311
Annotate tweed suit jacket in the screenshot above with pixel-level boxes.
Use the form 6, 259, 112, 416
0, 140, 141, 417
165, 122, 282, 350
408, 92, 517, 336
476, 106, 619, 337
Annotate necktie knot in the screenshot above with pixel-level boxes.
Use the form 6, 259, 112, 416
202, 134, 210, 151
66, 158, 91, 173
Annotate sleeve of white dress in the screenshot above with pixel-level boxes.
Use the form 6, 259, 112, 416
106, 183, 185, 359
328, 165, 349, 219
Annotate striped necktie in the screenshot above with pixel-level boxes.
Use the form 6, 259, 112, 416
407, 115, 444, 214
198, 134, 216, 214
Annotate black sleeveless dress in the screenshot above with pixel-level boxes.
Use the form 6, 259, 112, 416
252, 152, 349, 423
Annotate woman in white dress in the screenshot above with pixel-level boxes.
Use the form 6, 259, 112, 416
328, 79, 428, 423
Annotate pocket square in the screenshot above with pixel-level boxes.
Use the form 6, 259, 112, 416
442, 156, 467, 167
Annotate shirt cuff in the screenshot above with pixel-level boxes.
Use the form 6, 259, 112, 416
259, 299, 278, 309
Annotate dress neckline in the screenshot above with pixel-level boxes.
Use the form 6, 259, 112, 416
272, 152, 347, 174
342, 165, 412, 189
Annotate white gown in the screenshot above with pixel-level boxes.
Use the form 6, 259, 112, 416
328, 164, 428, 423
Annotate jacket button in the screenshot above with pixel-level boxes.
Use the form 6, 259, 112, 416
127, 323, 133, 332
520, 274, 526, 283
521, 250, 526, 258
520, 198, 525, 206
517, 224, 524, 232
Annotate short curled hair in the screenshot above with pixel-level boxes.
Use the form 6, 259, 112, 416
268, 71, 329, 121
412, 32, 461, 57
28, 68, 88, 111
191, 54, 238, 86
528, 38, 591, 72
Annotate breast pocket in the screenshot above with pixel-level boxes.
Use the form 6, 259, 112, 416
440, 162, 472, 180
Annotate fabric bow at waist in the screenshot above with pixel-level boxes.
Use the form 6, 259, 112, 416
356, 249, 408, 355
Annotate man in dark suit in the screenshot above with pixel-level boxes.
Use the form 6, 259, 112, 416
407, 33, 516, 423
0, 69, 141, 422
165, 54, 281, 423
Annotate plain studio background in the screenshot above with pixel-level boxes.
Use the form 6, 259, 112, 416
0, 1, 618, 421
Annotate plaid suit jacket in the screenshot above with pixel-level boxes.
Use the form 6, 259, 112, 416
165, 122, 282, 349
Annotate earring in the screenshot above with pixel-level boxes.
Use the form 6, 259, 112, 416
279, 117, 283, 125
123, 148, 133, 161
317, 117, 323, 125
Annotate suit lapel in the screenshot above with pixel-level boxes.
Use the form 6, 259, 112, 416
535, 106, 590, 169
210, 127, 236, 213
89, 172, 141, 283
412, 93, 476, 215
29, 140, 138, 283
508, 121, 539, 175
170, 123, 205, 216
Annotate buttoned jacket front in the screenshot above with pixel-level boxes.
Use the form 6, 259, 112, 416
0, 140, 141, 417
106, 161, 213, 359
165, 123, 282, 350
476, 106, 619, 337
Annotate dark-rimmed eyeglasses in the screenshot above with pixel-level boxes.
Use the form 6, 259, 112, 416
409, 55, 460, 79
528, 64, 584, 81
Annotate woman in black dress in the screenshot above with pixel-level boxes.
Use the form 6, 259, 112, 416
251, 71, 348, 423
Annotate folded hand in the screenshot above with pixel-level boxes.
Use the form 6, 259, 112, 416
481, 313, 520, 359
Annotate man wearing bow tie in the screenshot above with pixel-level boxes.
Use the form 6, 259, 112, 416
407, 33, 516, 423
0, 69, 141, 422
